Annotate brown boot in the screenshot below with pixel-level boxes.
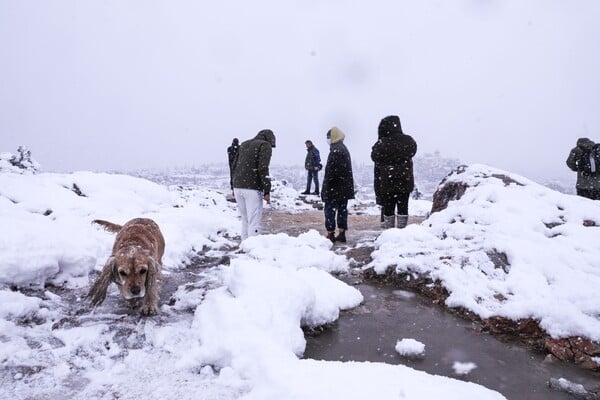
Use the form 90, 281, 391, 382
326, 231, 336, 243
335, 229, 346, 243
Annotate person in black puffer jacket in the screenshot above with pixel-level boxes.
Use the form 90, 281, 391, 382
566, 137, 600, 200
371, 115, 417, 229
321, 127, 355, 243
231, 129, 276, 239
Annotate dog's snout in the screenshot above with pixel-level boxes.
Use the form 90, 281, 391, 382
131, 285, 141, 295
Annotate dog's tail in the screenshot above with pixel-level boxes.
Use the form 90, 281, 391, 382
92, 219, 123, 233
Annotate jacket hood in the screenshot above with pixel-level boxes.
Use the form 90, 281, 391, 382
327, 126, 345, 144
378, 115, 402, 138
577, 137, 595, 150
255, 129, 276, 148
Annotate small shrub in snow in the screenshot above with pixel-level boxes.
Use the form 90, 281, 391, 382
0, 146, 41, 174
395, 338, 425, 357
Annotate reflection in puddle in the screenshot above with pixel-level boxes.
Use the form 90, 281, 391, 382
304, 281, 599, 400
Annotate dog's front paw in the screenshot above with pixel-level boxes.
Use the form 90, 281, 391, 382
140, 303, 159, 316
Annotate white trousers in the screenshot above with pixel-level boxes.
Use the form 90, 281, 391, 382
233, 188, 264, 240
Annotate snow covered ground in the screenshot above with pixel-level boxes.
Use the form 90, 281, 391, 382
0, 169, 508, 399
369, 164, 600, 343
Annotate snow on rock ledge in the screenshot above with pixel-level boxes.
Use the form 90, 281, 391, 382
367, 164, 600, 369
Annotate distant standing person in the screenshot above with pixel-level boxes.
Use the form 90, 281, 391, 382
231, 130, 276, 239
371, 115, 417, 229
566, 137, 600, 200
227, 138, 240, 191
321, 127, 355, 243
302, 140, 322, 195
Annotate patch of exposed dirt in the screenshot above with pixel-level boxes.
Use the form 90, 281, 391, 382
262, 208, 424, 247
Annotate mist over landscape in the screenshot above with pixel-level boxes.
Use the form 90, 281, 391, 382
2, 1, 599, 182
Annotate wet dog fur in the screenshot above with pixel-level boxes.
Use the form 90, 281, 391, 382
88, 218, 165, 315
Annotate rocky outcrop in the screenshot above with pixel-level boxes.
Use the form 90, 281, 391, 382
430, 165, 468, 213
430, 165, 525, 214
545, 337, 600, 370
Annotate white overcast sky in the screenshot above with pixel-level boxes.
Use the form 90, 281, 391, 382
1, 0, 599, 179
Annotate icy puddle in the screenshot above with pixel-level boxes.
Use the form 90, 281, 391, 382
304, 280, 600, 400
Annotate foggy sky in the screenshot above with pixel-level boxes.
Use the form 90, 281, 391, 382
1, 0, 599, 180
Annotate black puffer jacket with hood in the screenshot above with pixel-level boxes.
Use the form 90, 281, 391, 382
321, 127, 355, 203
566, 137, 600, 190
231, 129, 276, 195
371, 115, 417, 197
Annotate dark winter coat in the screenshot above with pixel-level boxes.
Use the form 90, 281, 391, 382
566, 137, 600, 190
305, 145, 321, 171
227, 139, 240, 170
227, 139, 240, 189
321, 127, 355, 203
371, 115, 417, 199
231, 130, 276, 195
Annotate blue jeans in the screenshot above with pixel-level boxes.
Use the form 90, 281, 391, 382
306, 169, 319, 192
324, 199, 348, 232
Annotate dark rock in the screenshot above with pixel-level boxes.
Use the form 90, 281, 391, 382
545, 337, 600, 370
431, 181, 468, 214
486, 249, 510, 273
490, 173, 525, 187
482, 316, 544, 338
71, 183, 86, 197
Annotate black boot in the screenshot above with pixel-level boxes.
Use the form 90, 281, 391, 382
335, 229, 346, 243
301, 190, 310, 195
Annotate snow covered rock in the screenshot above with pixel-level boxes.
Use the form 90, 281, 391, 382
368, 163, 600, 370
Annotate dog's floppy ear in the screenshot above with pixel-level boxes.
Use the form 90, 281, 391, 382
87, 257, 117, 307
145, 258, 161, 292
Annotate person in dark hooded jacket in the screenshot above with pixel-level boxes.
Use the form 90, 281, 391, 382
371, 115, 417, 229
302, 140, 321, 195
321, 127, 354, 243
231, 129, 276, 239
227, 138, 240, 191
566, 137, 600, 200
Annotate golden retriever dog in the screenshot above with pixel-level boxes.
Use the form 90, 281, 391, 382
88, 218, 165, 315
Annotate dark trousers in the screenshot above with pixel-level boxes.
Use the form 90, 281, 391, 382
306, 169, 319, 192
324, 199, 348, 231
577, 188, 600, 200
381, 192, 410, 216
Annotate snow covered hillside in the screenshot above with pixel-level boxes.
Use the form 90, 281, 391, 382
0, 170, 506, 399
